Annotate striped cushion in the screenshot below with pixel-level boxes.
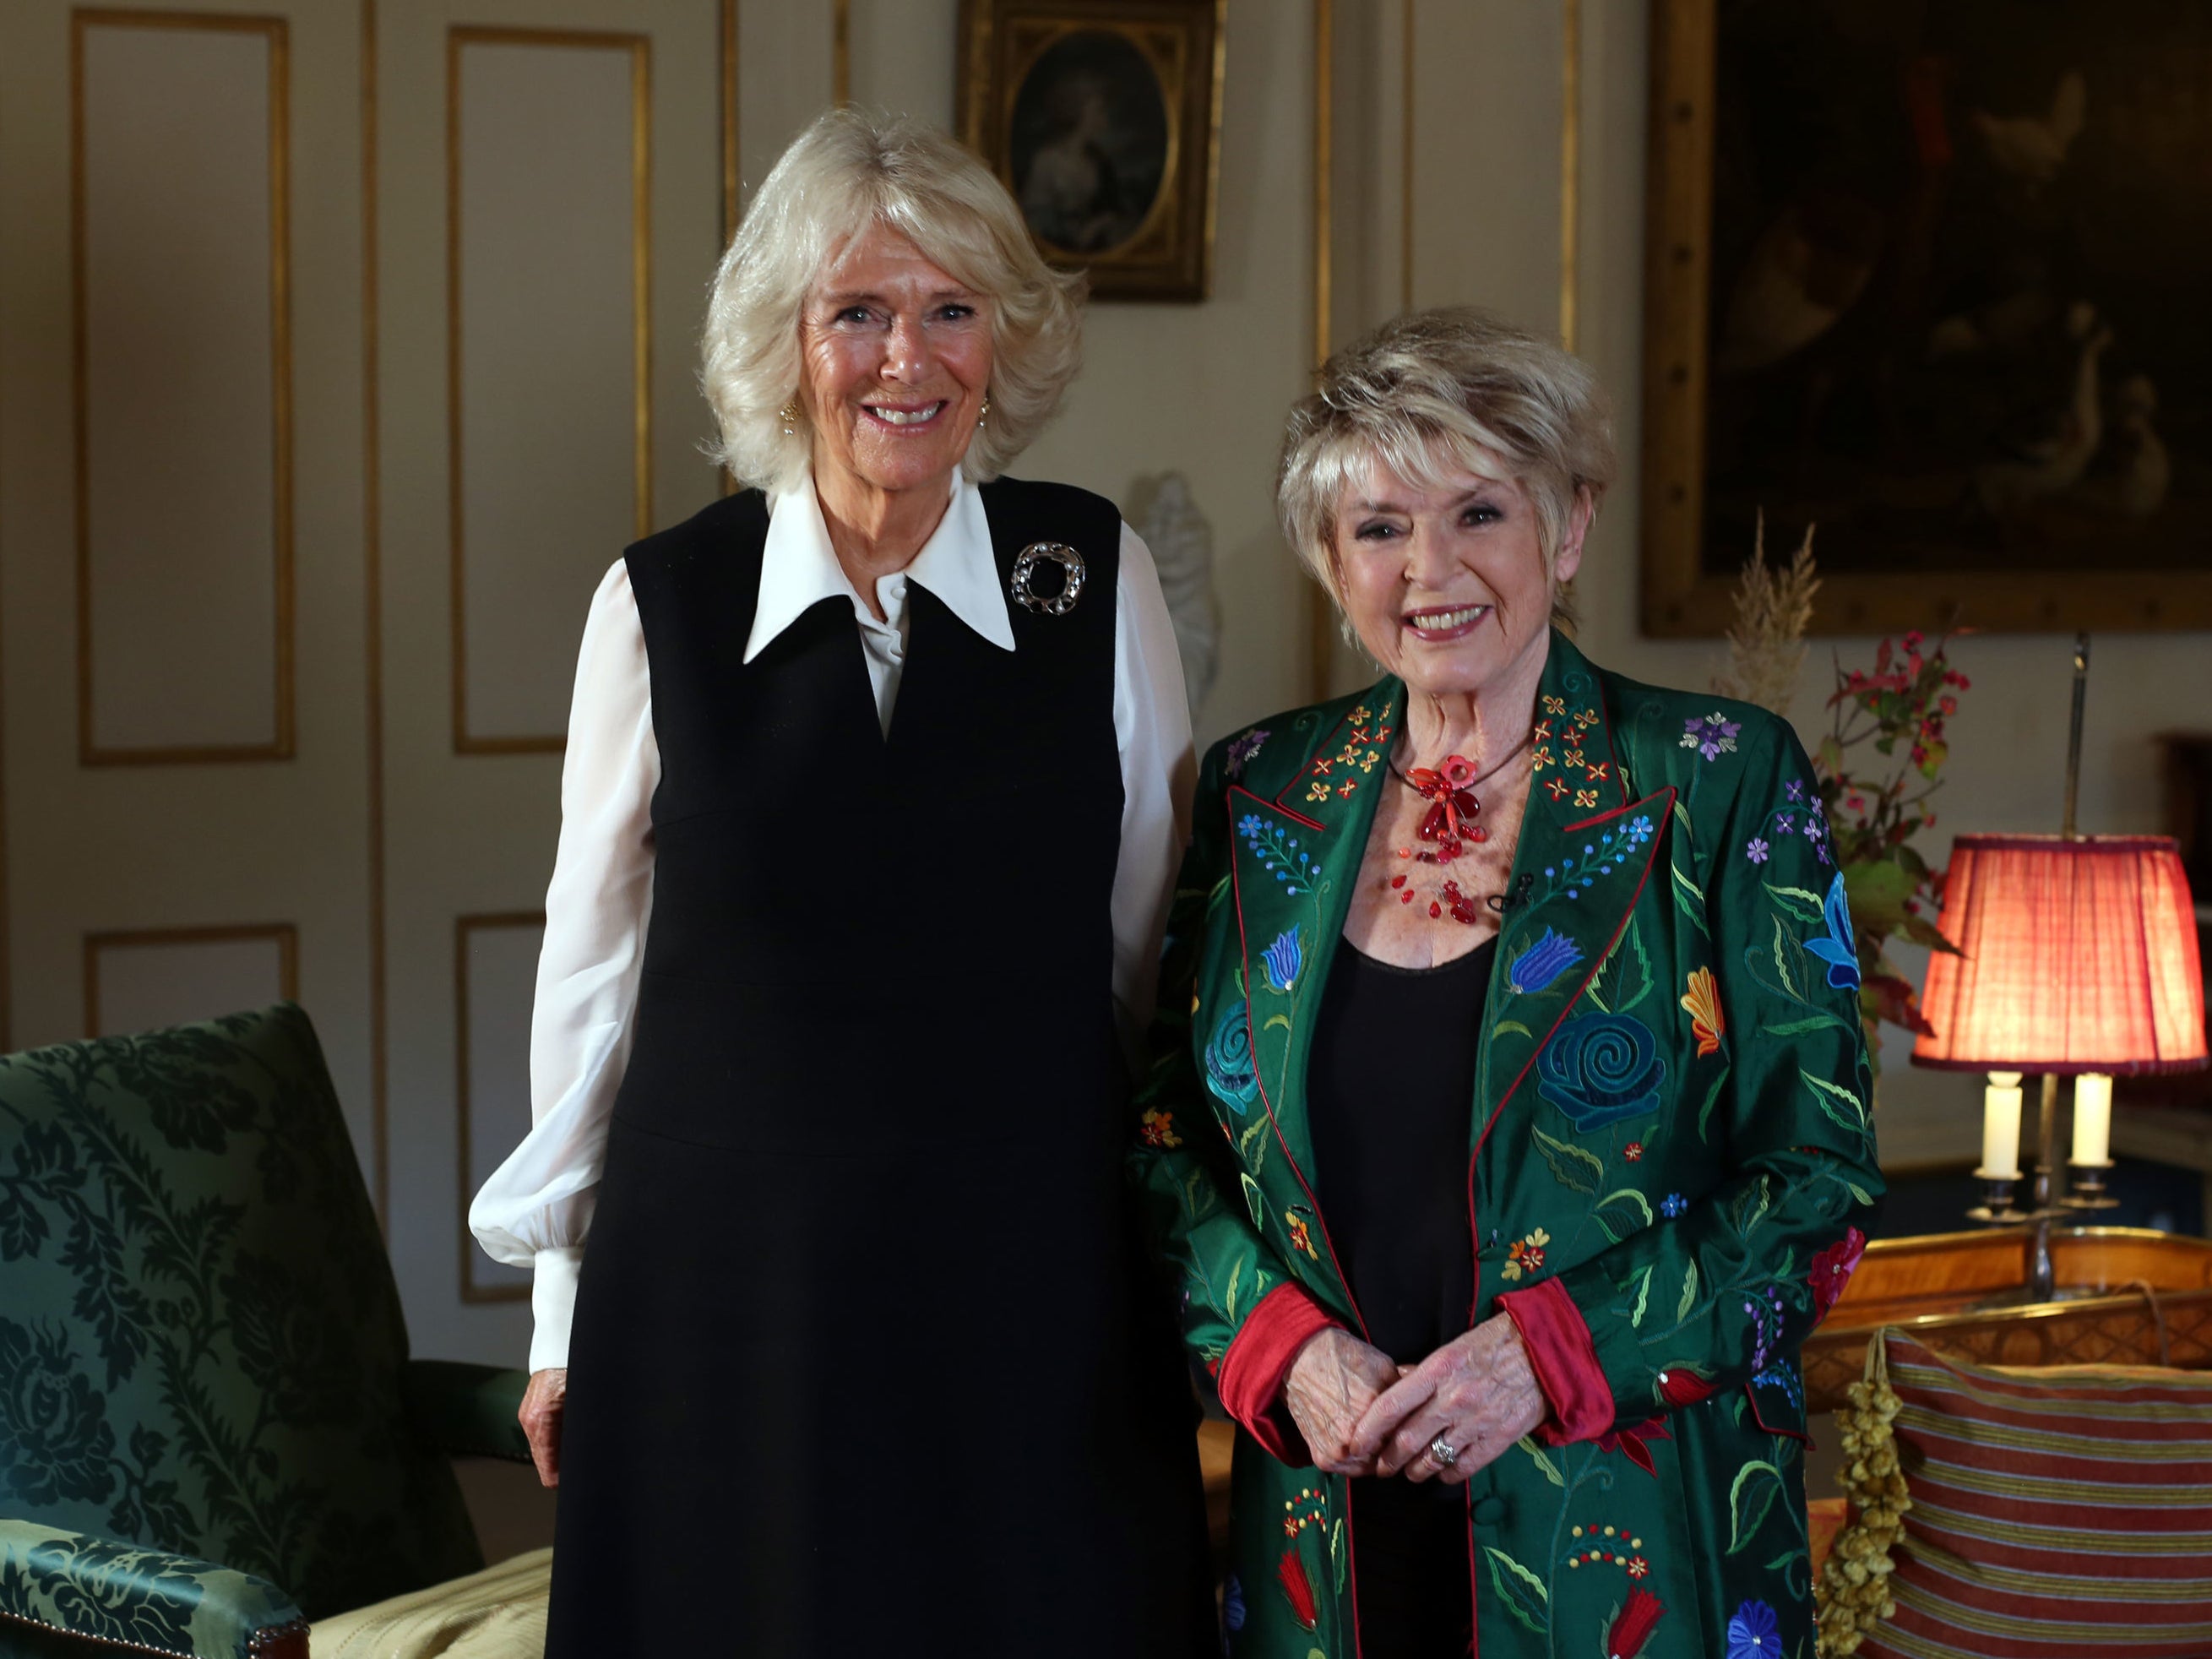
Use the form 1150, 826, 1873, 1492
1866, 1330, 2212, 1659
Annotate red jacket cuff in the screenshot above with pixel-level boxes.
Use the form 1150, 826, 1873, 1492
1215, 1282, 1342, 1466
1498, 1277, 1613, 1444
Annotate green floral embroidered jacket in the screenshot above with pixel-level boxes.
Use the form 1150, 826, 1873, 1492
1130, 632, 1881, 1659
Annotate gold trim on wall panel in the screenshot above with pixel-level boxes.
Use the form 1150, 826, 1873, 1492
720, 0, 739, 242
72, 9, 296, 767
1307, 0, 1334, 703
1558, 0, 1581, 352
83, 922, 300, 1039
455, 911, 543, 1305
833, 0, 851, 105
362, 0, 389, 1227
447, 27, 652, 756
1399, 0, 1414, 313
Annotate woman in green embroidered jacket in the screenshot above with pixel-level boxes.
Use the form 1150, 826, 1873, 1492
1130, 308, 1880, 1659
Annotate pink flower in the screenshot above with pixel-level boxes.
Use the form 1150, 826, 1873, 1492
1808, 1226, 1867, 1324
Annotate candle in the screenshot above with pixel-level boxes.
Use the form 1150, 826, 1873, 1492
1980, 1072, 2024, 1180
2072, 1073, 2114, 1167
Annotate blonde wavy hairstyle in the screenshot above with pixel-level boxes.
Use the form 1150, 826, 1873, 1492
701, 107, 1086, 492
1276, 307, 1617, 630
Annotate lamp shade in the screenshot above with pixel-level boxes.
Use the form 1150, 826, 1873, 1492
1913, 834, 2208, 1075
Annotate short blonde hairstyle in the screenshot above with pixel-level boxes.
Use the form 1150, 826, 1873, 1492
1276, 307, 1617, 627
702, 107, 1086, 491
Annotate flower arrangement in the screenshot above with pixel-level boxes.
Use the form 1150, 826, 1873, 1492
1713, 528, 1973, 1070
1813, 628, 1971, 1061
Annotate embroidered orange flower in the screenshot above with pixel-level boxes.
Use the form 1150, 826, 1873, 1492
1501, 1227, 1551, 1281
1312, 758, 1334, 775
1546, 776, 1571, 801
1628, 1556, 1650, 1580
1574, 789, 1599, 808
1307, 781, 1331, 803
1336, 781, 1357, 798
1624, 1141, 1644, 1162
1680, 966, 1725, 1058
1532, 747, 1555, 773
1542, 694, 1567, 715
1585, 761, 1611, 782
1534, 719, 1554, 742
1139, 1109, 1182, 1149
1564, 748, 1586, 770
1285, 1210, 1318, 1259
1574, 706, 1600, 728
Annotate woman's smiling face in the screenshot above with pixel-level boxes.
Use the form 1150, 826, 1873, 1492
797, 221, 994, 501
1330, 452, 1586, 703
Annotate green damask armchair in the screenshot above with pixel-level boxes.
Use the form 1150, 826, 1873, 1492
0, 1004, 533, 1658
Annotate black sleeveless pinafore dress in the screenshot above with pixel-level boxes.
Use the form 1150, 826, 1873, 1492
544, 480, 1213, 1658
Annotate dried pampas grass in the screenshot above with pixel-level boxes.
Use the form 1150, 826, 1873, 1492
1712, 515, 1819, 717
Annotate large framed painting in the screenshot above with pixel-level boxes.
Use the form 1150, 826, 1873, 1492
1642, 0, 2212, 635
956, 0, 1226, 301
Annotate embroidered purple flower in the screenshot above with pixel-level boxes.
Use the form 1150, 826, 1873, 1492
1726, 1599, 1780, 1659
1262, 926, 1303, 993
1225, 727, 1270, 779
1774, 813, 1795, 836
1785, 778, 1804, 802
1745, 837, 1770, 864
1660, 1192, 1688, 1218
1507, 928, 1584, 995
1803, 814, 1825, 843
1679, 710, 1742, 762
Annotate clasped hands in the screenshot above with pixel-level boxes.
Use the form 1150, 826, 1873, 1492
1282, 1317, 1546, 1483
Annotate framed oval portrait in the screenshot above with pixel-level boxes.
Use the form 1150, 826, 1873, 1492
959, 0, 1226, 301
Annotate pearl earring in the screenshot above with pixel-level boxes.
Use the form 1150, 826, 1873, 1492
977, 394, 991, 428
780, 400, 802, 435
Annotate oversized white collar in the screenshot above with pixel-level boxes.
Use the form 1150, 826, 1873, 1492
742, 471, 1017, 662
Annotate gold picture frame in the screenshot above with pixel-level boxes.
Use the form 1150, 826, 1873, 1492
1641, 0, 2212, 637
958, 0, 1226, 302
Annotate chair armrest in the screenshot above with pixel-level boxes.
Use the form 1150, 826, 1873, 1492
0, 1519, 306, 1659
402, 1358, 534, 1463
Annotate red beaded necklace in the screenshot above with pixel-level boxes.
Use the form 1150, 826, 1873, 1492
1385, 731, 1533, 924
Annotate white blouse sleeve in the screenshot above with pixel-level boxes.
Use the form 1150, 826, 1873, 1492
466, 559, 658, 1372
1110, 524, 1197, 1071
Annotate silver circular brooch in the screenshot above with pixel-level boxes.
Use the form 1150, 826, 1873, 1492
1008, 541, 1087, 616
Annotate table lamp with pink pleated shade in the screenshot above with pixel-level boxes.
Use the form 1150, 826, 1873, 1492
1912, 833, 2208, 1210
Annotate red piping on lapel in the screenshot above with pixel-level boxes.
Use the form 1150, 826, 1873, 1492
1226, 784, 1372, 1352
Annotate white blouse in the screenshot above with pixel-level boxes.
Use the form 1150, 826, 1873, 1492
468, 473, 1196, 1372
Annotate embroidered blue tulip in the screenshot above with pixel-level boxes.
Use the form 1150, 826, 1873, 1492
1726, 1598, 1780, 1659
1222, 1575, 1247, 1633
1507, 928, 1584, 995
1536, 1013, 1667, 1129
1262, 927, 1303, 993
1204, 1004, 1259, 1116
1803, 870, 1861, 992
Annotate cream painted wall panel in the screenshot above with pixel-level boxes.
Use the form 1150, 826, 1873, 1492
455, 37, 643, 748
845, 0, 955, 124
90, 932, 291, 1039
736, 0, 834, 207
1, 3, 375, 1180
80, 22, 283, 756
377, 0, 724, 1368
459, 917, 539, 1300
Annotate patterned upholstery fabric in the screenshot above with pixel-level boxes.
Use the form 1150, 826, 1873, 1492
0, 1005, 484, 1631
1834, 1329, 2212, 1659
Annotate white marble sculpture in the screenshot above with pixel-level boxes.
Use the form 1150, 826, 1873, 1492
1138, 471, 1219, 717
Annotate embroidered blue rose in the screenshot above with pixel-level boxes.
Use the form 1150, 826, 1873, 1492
1660, 1192, 1688, 1218
1225, 727, 1270, 779
1262, 927, 1303, 993
1203, 1004, 1258, 1116
1535, 1013, 1667, 1129
1507, 928, 1584, 995
1804, 870, 1861, 991
1726, 1599, 1780, 1659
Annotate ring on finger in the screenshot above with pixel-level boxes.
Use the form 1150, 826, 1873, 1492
1427, 1434, 1459, 1469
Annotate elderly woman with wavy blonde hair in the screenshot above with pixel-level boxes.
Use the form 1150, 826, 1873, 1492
470, 107, 1210, 1658
1131, 308, 1879, 1658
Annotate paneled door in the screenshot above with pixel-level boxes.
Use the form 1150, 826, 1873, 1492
374, 0, 727, 1361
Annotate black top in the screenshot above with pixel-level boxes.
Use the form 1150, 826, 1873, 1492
1306, 930, 1497, 1659
1307, 933, 1497, 1364
544, 481, 1211, 1659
